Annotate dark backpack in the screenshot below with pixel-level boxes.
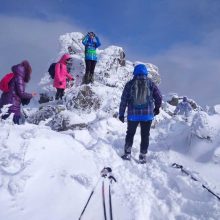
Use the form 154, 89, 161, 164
48, 63, 56, 79
130, 79, 151, 109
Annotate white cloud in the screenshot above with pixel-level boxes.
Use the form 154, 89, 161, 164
148, 30, 220, 106
0, 15, 86, 92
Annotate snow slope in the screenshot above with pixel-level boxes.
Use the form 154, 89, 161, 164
1, 32, 220, 220
1, 112, 220, 220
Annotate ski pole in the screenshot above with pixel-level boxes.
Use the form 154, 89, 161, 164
172, 163, 220, 201
102, 180, 107, 220
101, 167, 112, 220
78, 177, 101, 220
78, 167, 112, 220
108, 175, 117, 220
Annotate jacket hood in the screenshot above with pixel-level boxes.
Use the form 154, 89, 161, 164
11, 60, 32, 83
12, 64, 25, 77
59, 54, 71, 64
133, 64, 148, 76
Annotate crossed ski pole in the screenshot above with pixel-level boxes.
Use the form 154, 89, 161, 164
172, 163, 220, 201
78, 167, 117, 220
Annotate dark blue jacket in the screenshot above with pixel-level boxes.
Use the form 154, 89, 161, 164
119, 75, 162, 121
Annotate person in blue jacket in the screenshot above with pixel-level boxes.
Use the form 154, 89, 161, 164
174, 96, 193, 117
82, 32, 101, 84
119, 64, 162, 164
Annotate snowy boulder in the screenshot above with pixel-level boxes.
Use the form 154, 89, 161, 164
213, 147, 220, 164
59, 32, 85, 55
46, 112, 70, 131
27, 105, 65, 125
167, 95, 179, 106
213, 105, 220, 114
66, 85, 101, 112
46, 111, 88, 131
191, 111, 214, 140
38, 93, 53, 104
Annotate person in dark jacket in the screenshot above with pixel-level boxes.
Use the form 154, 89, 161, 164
0, 60, 36, 124
119, 64, 162, 163
82, 32, 101, 84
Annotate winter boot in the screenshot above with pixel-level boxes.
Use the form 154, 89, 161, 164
139, 153, 147, 164
89, 73, 94, 84
82, 73, 90, 84
121, 153, 131, 161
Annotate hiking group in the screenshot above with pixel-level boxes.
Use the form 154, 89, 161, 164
0, 31, 193, 164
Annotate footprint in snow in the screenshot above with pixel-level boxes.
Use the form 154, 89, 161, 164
70, 174, 93, 188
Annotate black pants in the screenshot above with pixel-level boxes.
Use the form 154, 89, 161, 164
2, 114, 20, 124
55, 88, 64, 100
124, 120, 152, 154
83, 60, 97, 84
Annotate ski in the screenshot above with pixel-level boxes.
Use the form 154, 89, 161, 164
172, 163, 220, 201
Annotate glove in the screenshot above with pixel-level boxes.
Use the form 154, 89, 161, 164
153, 108, 160, 116
119, 115, 125, 123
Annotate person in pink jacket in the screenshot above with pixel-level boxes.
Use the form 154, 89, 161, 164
53, 54, 74, 100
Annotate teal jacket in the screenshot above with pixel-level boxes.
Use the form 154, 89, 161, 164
82, 34, 101, 61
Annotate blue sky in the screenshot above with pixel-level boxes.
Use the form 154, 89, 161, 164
0, 0, 220, 106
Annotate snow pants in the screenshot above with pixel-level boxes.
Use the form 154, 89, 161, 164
124, 120, 152, 154
55, 88, 64, 100
83, 60, 97, 84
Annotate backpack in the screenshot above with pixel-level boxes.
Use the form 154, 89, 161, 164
130, 79, 151, 109
0, 73, 15, 92
48, 63, 56, 79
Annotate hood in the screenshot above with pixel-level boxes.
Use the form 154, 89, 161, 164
133, 64, 148, 76
59, 54, 71, 64
11, 60, 32, 83
183, 96, 188, 102
11, 64, 25, 78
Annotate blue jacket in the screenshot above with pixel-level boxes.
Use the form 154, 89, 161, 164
82, 35, 101, 61
119, 64, 162, 121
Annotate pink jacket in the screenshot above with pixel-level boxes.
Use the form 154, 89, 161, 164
53, 54, 73, 89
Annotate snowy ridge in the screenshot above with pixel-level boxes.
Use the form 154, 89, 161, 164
1, 32, 220, 220
1, 112, 220, 219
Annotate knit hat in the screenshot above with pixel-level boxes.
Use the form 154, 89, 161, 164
133, 64, 148, 76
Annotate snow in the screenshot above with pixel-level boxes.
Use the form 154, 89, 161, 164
1, 32, 220, 220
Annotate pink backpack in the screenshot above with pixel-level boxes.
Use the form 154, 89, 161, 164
0, 73, 15, 92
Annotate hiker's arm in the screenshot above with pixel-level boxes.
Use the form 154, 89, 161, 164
119, 83, 130, 117
152, 82, 162, 109
15, 77, 32, 99
82, 35, 89, 46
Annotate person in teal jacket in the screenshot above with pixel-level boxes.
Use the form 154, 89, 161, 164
82, 32, 101, 84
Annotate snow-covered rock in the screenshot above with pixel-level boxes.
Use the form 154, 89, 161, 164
191, 111, 215, 140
